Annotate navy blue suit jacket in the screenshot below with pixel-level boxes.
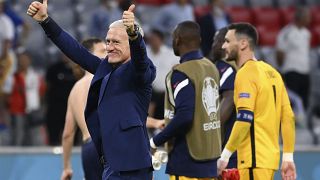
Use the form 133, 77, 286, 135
41, 17, 156, 171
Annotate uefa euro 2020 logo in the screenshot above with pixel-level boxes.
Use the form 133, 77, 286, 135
202, 77, 219, 121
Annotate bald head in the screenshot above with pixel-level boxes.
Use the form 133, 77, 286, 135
172, 21, 201, 56
109, 20, 126, 29
109, 20, 144, 37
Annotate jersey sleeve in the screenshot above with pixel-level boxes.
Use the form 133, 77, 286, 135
219, 63, 236, 92
225, 121, 251, 152
281, 85, 295, 153
234, 69, 257, 111
152, 70, 195, 146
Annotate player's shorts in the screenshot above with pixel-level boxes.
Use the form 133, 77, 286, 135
239, 168, 275, 180
169, 175, 218, 180
82, 138, 103, 180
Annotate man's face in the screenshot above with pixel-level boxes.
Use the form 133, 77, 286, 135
222, 30, 239, 61
212, 32, 226, 60
148, 32, 162, 51
92, 42, 107, 59
106, 27, 130, 64
301, 11, 311, 27
18, 54, 31, 71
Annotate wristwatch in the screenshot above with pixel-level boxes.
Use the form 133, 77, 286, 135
127, 24, 139, 37
39, 16, 50, 24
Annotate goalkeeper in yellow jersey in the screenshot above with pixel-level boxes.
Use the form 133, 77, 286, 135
217, 23, 296, 180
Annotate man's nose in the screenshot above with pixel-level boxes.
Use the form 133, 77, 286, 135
222, 43, 226, 50
107, 44, 115, 50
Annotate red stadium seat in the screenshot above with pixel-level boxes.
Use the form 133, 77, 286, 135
310, 6, 320, 27
135, 0, 172, 6
252, 7, 281, 29
311, 25, 320, 47
279, 6, 296, 26
256, 25, 279, 46
224, 6, 253, 24
194, 5, 211, 19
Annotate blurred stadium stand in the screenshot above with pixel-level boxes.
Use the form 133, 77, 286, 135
13, 0, 320, 66
1, 0, 320, 179
279, 6, 296, 25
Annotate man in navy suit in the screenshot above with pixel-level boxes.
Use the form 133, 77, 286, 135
27, 1, 155, 179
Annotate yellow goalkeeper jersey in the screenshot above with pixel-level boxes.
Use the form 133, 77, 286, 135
233, 60, 295, 170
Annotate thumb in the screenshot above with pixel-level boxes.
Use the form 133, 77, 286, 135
43, 0, 48, 6
127, 4, 135, 12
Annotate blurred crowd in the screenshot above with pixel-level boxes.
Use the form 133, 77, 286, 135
0, 0, 320, 146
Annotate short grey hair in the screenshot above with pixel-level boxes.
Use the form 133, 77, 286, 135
109, 20, 144, 37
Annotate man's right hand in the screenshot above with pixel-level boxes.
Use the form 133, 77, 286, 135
27, 0, 48, 22
61, 169, 73, 180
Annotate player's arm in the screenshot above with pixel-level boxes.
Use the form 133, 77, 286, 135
222, 109, 252, 155
280, 84, 296, 180
150, 71, 194, 148
223, 69, 256, 152
61, 94, 77, 180
275, 30, 287, 68
218, 109, 252, 175
147, 117, 165, 129
281, 86, 295, 154
218, 70, 256, 174
220, 90, 234, 125
218, 64, 236, 126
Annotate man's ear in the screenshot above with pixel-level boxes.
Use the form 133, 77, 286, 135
240, 39, 249, 51
176, 36, 181, 46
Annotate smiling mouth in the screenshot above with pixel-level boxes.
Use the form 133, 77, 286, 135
108, 53, 118, 56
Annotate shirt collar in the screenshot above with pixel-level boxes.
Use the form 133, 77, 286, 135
180, 50, 203, 63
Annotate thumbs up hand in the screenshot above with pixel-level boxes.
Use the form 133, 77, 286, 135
122, 4, 136, 36
27, 0, 49, 22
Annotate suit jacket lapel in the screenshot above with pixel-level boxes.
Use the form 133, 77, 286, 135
98, 71, 112, 105
91, 60, 112, 85
85, 60, 113, 111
